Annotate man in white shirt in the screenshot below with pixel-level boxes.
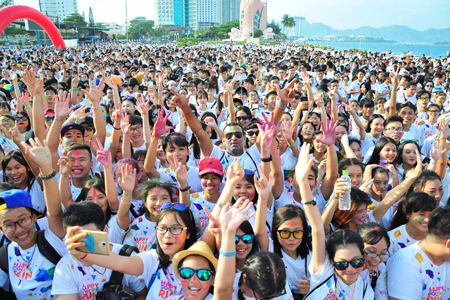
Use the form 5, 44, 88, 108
398, 81, 418, 105
348, 69, 365, 100
387, 206, 450, 300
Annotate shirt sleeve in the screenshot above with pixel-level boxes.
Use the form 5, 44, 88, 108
386, 256, 422, 300
137, 250, 159, 281
44, 228, 68, 257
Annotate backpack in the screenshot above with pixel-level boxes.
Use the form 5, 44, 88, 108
96, 244, 139, 300
0, 230, 62, 300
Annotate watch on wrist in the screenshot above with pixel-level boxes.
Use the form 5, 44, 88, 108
304, 200, 316, 206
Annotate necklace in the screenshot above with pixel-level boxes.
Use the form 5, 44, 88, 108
90, 265, 107, 282
349, 281, 356, 300
19, 243, 37, 268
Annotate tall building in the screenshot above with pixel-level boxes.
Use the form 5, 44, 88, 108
39, 0, 78, 21
155, 0, 196, 29
220, 0, 240, 24
197, 0, 220, 29
291, 16, 305, 38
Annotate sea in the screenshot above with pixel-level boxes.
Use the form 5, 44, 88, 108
308, 41, 449, 60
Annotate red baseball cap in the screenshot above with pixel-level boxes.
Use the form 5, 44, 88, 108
199, 157, 223, 176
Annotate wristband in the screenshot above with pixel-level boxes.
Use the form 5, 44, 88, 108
92, 106, 101, 110
220, 249, 236, 257
121, 197, 132, 204
304, 200, 317, 206
113, 127, 121, 130
79, 253, 88, 260
277, 101, 287, 109
71, 86, 77, 91
24, 104, 31, 109
52, 124, 62, 128
179, 185, 191, 192
289, 141, 296, 147
261, 155, 272, 163
40, 170, 57, 180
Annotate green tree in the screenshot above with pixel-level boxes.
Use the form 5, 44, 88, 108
217, 20, 240, 37
63, 13, 88, 27
268, 20, 281, 35
286, 17, 296, 37
254, 29, 263, 38
281, 14, 290, 34
88, 7, 94, 27
128, 19, 155, 39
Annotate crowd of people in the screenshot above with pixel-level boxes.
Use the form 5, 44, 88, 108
0, 42, 448, 300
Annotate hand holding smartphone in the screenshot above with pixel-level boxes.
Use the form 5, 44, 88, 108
74, 230, 110, 255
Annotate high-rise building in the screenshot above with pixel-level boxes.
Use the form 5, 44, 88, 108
220, 0, 240, 24
39, 0, 78, 21
291, 16, 305, 38
155, 0, 196, 29
197, 0, 220, 29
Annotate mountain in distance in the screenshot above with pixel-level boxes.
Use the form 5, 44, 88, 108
299, 20, 450, 44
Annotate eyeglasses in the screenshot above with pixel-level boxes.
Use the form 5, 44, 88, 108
425, 85, 434, 88
428, 110, 440, 114
277, 229, 304, 239
235, 234, 254, 244
251, 287, 286, 300
333, 258, 365, 270
294, 96, 301, 100
1, 119, 13, 125
161, 203, 188, 211
165, 97, 172, 102
418, 97, 430, 101
15, 116, 27, 121
1, 215, 33, 234
179, 268, 213, 281
130, 126, 143, 133
225, 132, 243, 139
385, 127, 403, 133
237, 116, 249, 121
247, 130, 259, 137
156, 226, 188, 235
151, 113, 158, 119
309, 117, 320, 121
364, 251, 388, 260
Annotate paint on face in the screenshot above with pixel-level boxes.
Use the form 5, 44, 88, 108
413, 217, 422, 223
354, 214, 364, 221
93, 189, 97, 197
174, 235, 182, 245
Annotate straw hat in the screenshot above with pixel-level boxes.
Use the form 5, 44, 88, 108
172, 241, 218, 279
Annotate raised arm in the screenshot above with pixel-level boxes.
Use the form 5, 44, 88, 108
136, 94, 152, 149
22, 138, 65, 239
282, 120, 299, 158
296, 143, 326, 272
120, 113, 132, 159
328, 87, 339, 122
22, 69, 47, 143
387, 67, 400, 118
58, 156, 74, 209
345, 103, 366, 140
340, 134, 357, 159
171, 88, 214, 157
168, 154, 190, 206
115, 164, 136, 230
437, 119, 450, 180
316, 117, 338, 200
82, 79, 106, 153
254, 170, 273, 251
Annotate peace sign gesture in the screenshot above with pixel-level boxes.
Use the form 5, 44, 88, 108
136, 93, 151, 116
90, 138, 111, 168
153, 107, 173, 138
170, 88, 193, 110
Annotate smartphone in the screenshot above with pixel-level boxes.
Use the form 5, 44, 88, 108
74, 230, 110, 255
250, 104, 259, 110
300, 96, 308, 102
139, 86, 148, 91
149, 81, 154, 87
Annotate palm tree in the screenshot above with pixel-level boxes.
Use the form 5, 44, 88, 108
281, 14, 290, 35
286, 17, 296, 37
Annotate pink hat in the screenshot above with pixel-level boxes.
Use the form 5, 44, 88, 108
199, 157, 223, 176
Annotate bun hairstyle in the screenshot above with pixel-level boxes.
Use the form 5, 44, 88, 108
238, 251, 287, 300
326, 229, 364, 262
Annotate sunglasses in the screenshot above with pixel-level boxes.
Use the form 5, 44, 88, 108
161, 203, 188, 211
225, 132, 243, 139
294, 96, 301, 100
15, 116, 27, 121
179, 268, 213, 281
333, 258, 365, 270
236, 91, 247, 96
45, 116, 55, 122
165, 97, 172, 102
235, 234, 254, 244
247, 130, 259, 137
151, 113, 158, 118
277, 229, 304, 239
237, 116, 249, 121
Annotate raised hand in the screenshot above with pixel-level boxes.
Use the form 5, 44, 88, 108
170, 88, 192, 110
439, 117, 450, 139
410, 149, 423, 179
71, 76, 79, 88
58, 156, 72, 176
21, 137, 52, 168
295, 143, 314, 183
256, 112, 283, 136
276, 77, 296, 105
282, 120, 295, 141
82, 78, 105, 104
153, 108, 172, 138
204, 207, 221, 239
430, 141, 447, 162
219, 198, 255, 232
227, 158, 245, 185
9, 121, 23, 144
90, 138, 112, 167
117, 164, 136, 193
136, 94, 151, 116
315, 116, 338, 146
257, 123, 275, 149
254, 165, 273, 199
21, 91, 31, 107
71, 104, 93, 121
22, 68, 44, 96
204, 116, 218, 129
54, 91, 75, 119
169, 153, 188, 187
120, 113, 130, 135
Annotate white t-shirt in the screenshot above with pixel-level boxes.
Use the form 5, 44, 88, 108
268, 239, 311, 295
137, 249, 183, 299
206, 144, 261, 179
418, 122, 439, 147
280, 149, 298, 192
274, 186, 328, 215
387, 224, 420, 259
157, 166, 203, 193
349, 80, 363, 100
51, 244, 145, 299
107, 215, 129, 244
232, 272, 294, 300
123, 215, 157, 252
359, 263, 388, 300
0, 228, 67, 299
402, 125, 420, 142
189, 192, 217, 237
306, 255, 374, 300
26, 181, 46, 214
387, 242, 450, 300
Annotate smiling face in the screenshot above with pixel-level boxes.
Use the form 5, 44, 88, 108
200, 173, 221, 195
379, 142, 397, 163
350, 205, 368, 226
399, 107, 415, 127
363, 238, 388, 271
179, 256, 215, 300
333, 244, 365, 285
0, 207, 37, 249
223, 125, 245, 155
157, 213, 190, 259
235, 228, 253, 260
146, 187, 171, 219
60, 129, 84, 152
236, 110, 249, 128
401, 143, 418, 167
234, 178, 256, 202
67, 149, 92, 179
346, 165, 363, 188
370, 118, 385, 137
301, 123, 314, 140
313, 133, 326, 154
420, 179, 443, 205
372, 172, 389, 196
407, 210, 431, 233
5, 158, 29, 186
277, 217, 303, 253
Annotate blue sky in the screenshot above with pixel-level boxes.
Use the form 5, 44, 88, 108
12, 0, 450, 31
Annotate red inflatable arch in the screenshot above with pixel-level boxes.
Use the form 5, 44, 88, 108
0, 5, 65, 48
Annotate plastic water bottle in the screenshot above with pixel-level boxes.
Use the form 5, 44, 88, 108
339, 170, 352, 210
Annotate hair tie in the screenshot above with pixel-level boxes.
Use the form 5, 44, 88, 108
373, 228, 380, 232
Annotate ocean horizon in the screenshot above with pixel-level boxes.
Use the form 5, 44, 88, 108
307, 41, 449, 59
